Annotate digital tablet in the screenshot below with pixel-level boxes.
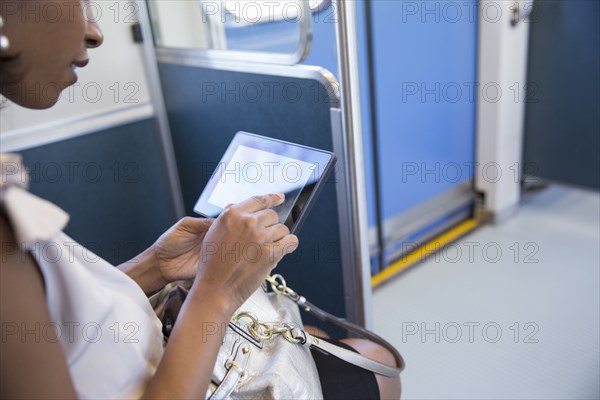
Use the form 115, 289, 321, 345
193, 131, 337, 233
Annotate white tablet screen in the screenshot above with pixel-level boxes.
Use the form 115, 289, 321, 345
207, 145, 316, 221
194, 132, 336, 232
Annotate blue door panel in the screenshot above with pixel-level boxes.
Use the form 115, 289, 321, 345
370, 0, 477, 220
302, 1, 477, 270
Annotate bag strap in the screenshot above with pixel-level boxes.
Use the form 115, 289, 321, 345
266, 275, 405, 376
303, 332, 402, 377
301, 299, 405, 373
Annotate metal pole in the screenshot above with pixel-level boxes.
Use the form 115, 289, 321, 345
333, 0, 373, 328
137, 0, 186, 219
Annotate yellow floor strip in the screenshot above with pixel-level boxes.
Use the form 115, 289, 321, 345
371, 218, 479, 288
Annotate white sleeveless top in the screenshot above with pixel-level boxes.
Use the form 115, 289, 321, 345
0, 153, 164, 399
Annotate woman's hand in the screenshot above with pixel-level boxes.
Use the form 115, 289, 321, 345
191, 193, 299, 311
152, 217, 215, 284
143, 193, 299, 399
118, 217, 215, 294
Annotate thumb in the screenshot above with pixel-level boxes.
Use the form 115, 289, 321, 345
179, 217, 216, 234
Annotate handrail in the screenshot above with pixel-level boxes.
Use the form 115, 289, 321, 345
333, 0, 373, 328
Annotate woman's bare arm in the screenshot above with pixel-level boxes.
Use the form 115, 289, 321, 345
0, 216, 220, 398
0, 218, 234, 400
142, 281, 235, 399
0, 216, 78, 399
1, 194, 297, 399
117, 247, 166, 296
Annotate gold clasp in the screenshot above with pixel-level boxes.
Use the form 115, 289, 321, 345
266, 274, 301, 302
233, 311, 304, 344
233, 311, 259, 326
266, 274, 286, 294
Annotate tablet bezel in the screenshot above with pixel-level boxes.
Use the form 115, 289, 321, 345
193, 131, 336, 233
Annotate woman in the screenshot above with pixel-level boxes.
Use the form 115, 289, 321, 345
0, 1, 400, 398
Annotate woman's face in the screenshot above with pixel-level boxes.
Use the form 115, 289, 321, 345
0, 0, 103, 109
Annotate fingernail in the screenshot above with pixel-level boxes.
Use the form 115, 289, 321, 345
277, 193, 285, 200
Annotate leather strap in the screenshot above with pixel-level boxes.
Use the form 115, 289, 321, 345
288, 294, 405, 376
208, 340, 251, 400
302, 332, 402, 378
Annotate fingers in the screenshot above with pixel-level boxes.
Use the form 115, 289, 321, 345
270, 234, 299, 261
237, 193, 285, 213
283, 234, 299, 253
264, 223, 290, 242
254, 209, 280, 228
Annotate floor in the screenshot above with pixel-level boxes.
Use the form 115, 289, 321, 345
372, 185, 600, 400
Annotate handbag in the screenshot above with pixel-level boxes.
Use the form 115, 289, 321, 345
151, 274, 405, 399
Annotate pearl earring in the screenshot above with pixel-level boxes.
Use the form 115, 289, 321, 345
0, 16, 10, 51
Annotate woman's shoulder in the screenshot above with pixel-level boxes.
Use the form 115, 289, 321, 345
1, 153, 70, 246
0, 211, 80, 400
0, 211, 47, 313
0, 209, 44, 277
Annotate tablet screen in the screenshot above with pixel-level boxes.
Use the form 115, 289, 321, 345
193, 132, 336, 232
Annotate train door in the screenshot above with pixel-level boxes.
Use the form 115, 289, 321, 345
303, 1, 479, 282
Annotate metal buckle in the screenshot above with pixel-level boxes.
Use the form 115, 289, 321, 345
266, 274, 301, 302
233, 311, 304, 344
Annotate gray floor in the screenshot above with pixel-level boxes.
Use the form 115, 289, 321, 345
372, 185, 600, 400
